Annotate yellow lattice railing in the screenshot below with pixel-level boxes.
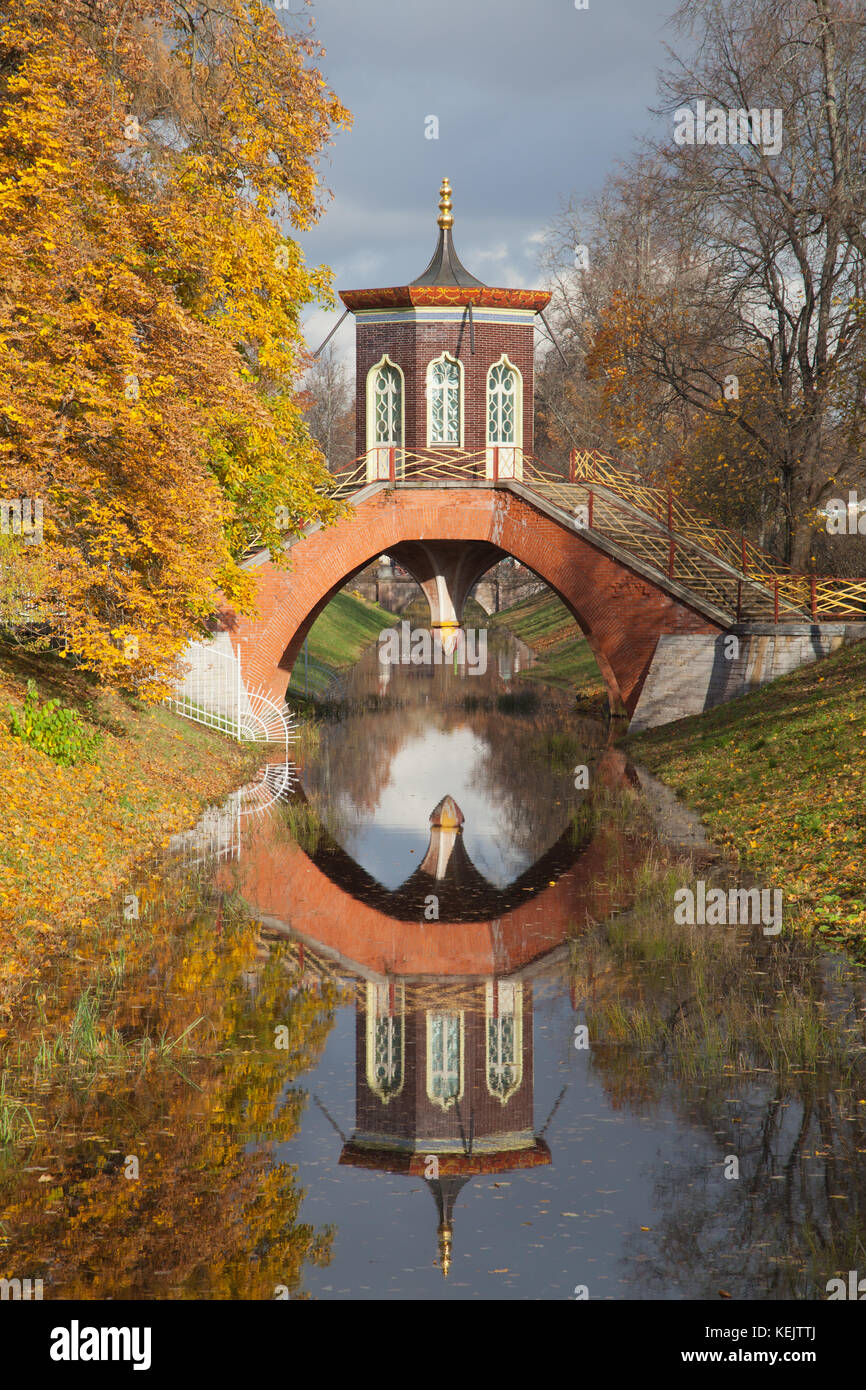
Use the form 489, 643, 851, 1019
567, 450, 788, 574
323, 446, 866, 622
564, 451, 866, 620
327, 447, 508, 496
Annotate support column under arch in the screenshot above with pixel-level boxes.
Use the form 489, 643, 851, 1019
234, 487, 721, 717
386, 540, 507, 637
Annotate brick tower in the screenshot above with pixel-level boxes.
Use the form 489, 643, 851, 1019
339, 179, 551, 482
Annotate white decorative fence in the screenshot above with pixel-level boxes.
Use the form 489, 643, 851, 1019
166, 634, 295, 746
167, 762, 299, 866
165, 635, 299, 849
168, 795, 244, 866
165, 634, 249, 739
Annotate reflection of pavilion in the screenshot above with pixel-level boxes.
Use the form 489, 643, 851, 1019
292, 787, 601, 925
333, 796, 550, 1276
222, 767, 637, 1275
341, 974, 550, 1276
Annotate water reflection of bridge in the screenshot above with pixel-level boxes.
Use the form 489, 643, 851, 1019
221, 787, 630, 978
219, 762, 638, 1275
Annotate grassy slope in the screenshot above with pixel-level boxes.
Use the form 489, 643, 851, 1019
286, 588, 398, 698
628, 637, 866, 959
492, 592, 606, 699
0, 644, 260, 1015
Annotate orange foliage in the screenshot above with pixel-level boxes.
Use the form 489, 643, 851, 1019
0, 0, 351, 696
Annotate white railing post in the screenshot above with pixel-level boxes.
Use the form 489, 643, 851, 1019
237, 641, 243, 741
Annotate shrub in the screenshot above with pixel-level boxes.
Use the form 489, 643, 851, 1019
8, 680, 102, 766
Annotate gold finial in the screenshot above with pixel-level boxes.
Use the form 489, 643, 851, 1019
437, 177, 454, 230
438, 1222, 452, 1279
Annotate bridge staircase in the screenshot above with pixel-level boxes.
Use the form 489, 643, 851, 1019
326, 448, 866, 627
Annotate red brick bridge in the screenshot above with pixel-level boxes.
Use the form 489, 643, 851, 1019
227, 449, 866, 727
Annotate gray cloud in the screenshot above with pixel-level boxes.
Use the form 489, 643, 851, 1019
295, 0, 680, 352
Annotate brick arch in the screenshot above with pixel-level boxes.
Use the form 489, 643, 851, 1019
216, 748, 641, 978
235, 488, 717, 714
216, 796, 631, 977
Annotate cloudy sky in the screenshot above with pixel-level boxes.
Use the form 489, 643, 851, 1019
294, 0, 685, 358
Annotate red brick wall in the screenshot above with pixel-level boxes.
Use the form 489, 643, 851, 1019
352, 993, 534, 1151
355, 317, 536, 459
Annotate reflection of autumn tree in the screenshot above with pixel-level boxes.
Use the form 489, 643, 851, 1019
468, 707, 607, 859
574, 900, 866, 1298
304, 694, 421, 816
302, 634, 523, 817
300, 640, 603, 862
0, 871, 341, 1298
639, 1077, 866, 1300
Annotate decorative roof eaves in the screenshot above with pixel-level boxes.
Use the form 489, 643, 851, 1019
339, 285, 551, 312
338, 1139, 552, 1176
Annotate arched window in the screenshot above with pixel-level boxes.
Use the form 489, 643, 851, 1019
426, 1011, 464, 1110
366, 356, 404, 481
366, 981, 405, 1104
427, 354, 463, 448
485, 355, 523, 479
485, 981, 523, 1104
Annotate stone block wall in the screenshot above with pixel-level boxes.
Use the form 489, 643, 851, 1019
629, 623, 866, 732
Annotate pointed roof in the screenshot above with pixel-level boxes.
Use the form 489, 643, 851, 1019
427, 1174, 472, 1280
338, 180, 550, 313
409, 179, 485, 289
429, 793, 465, 829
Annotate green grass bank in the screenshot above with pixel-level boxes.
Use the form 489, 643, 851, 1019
628, 637, 866, 962
286, 588, 398, 699
0, 643, 262, 1019
491, 592, 607, 708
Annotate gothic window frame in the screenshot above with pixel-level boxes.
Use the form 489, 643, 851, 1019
365, 981, 406, 1104
485, 981, 523, 1105
365, 355, 404, 481
425, 1009, 465, 1111
486, 354, 523, 448
426, 352, 464, 449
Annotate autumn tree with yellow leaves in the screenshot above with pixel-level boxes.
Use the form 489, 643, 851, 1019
0, 0, 350, 695
584, 288, 785, 542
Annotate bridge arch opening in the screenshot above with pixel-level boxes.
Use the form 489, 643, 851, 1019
237, 487, 713, 715
254, 539, 619, 703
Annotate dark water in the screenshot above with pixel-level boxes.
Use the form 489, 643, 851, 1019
1, 629, 864, 1301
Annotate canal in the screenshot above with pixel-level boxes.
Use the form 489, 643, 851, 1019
0, 627, 863, 1301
